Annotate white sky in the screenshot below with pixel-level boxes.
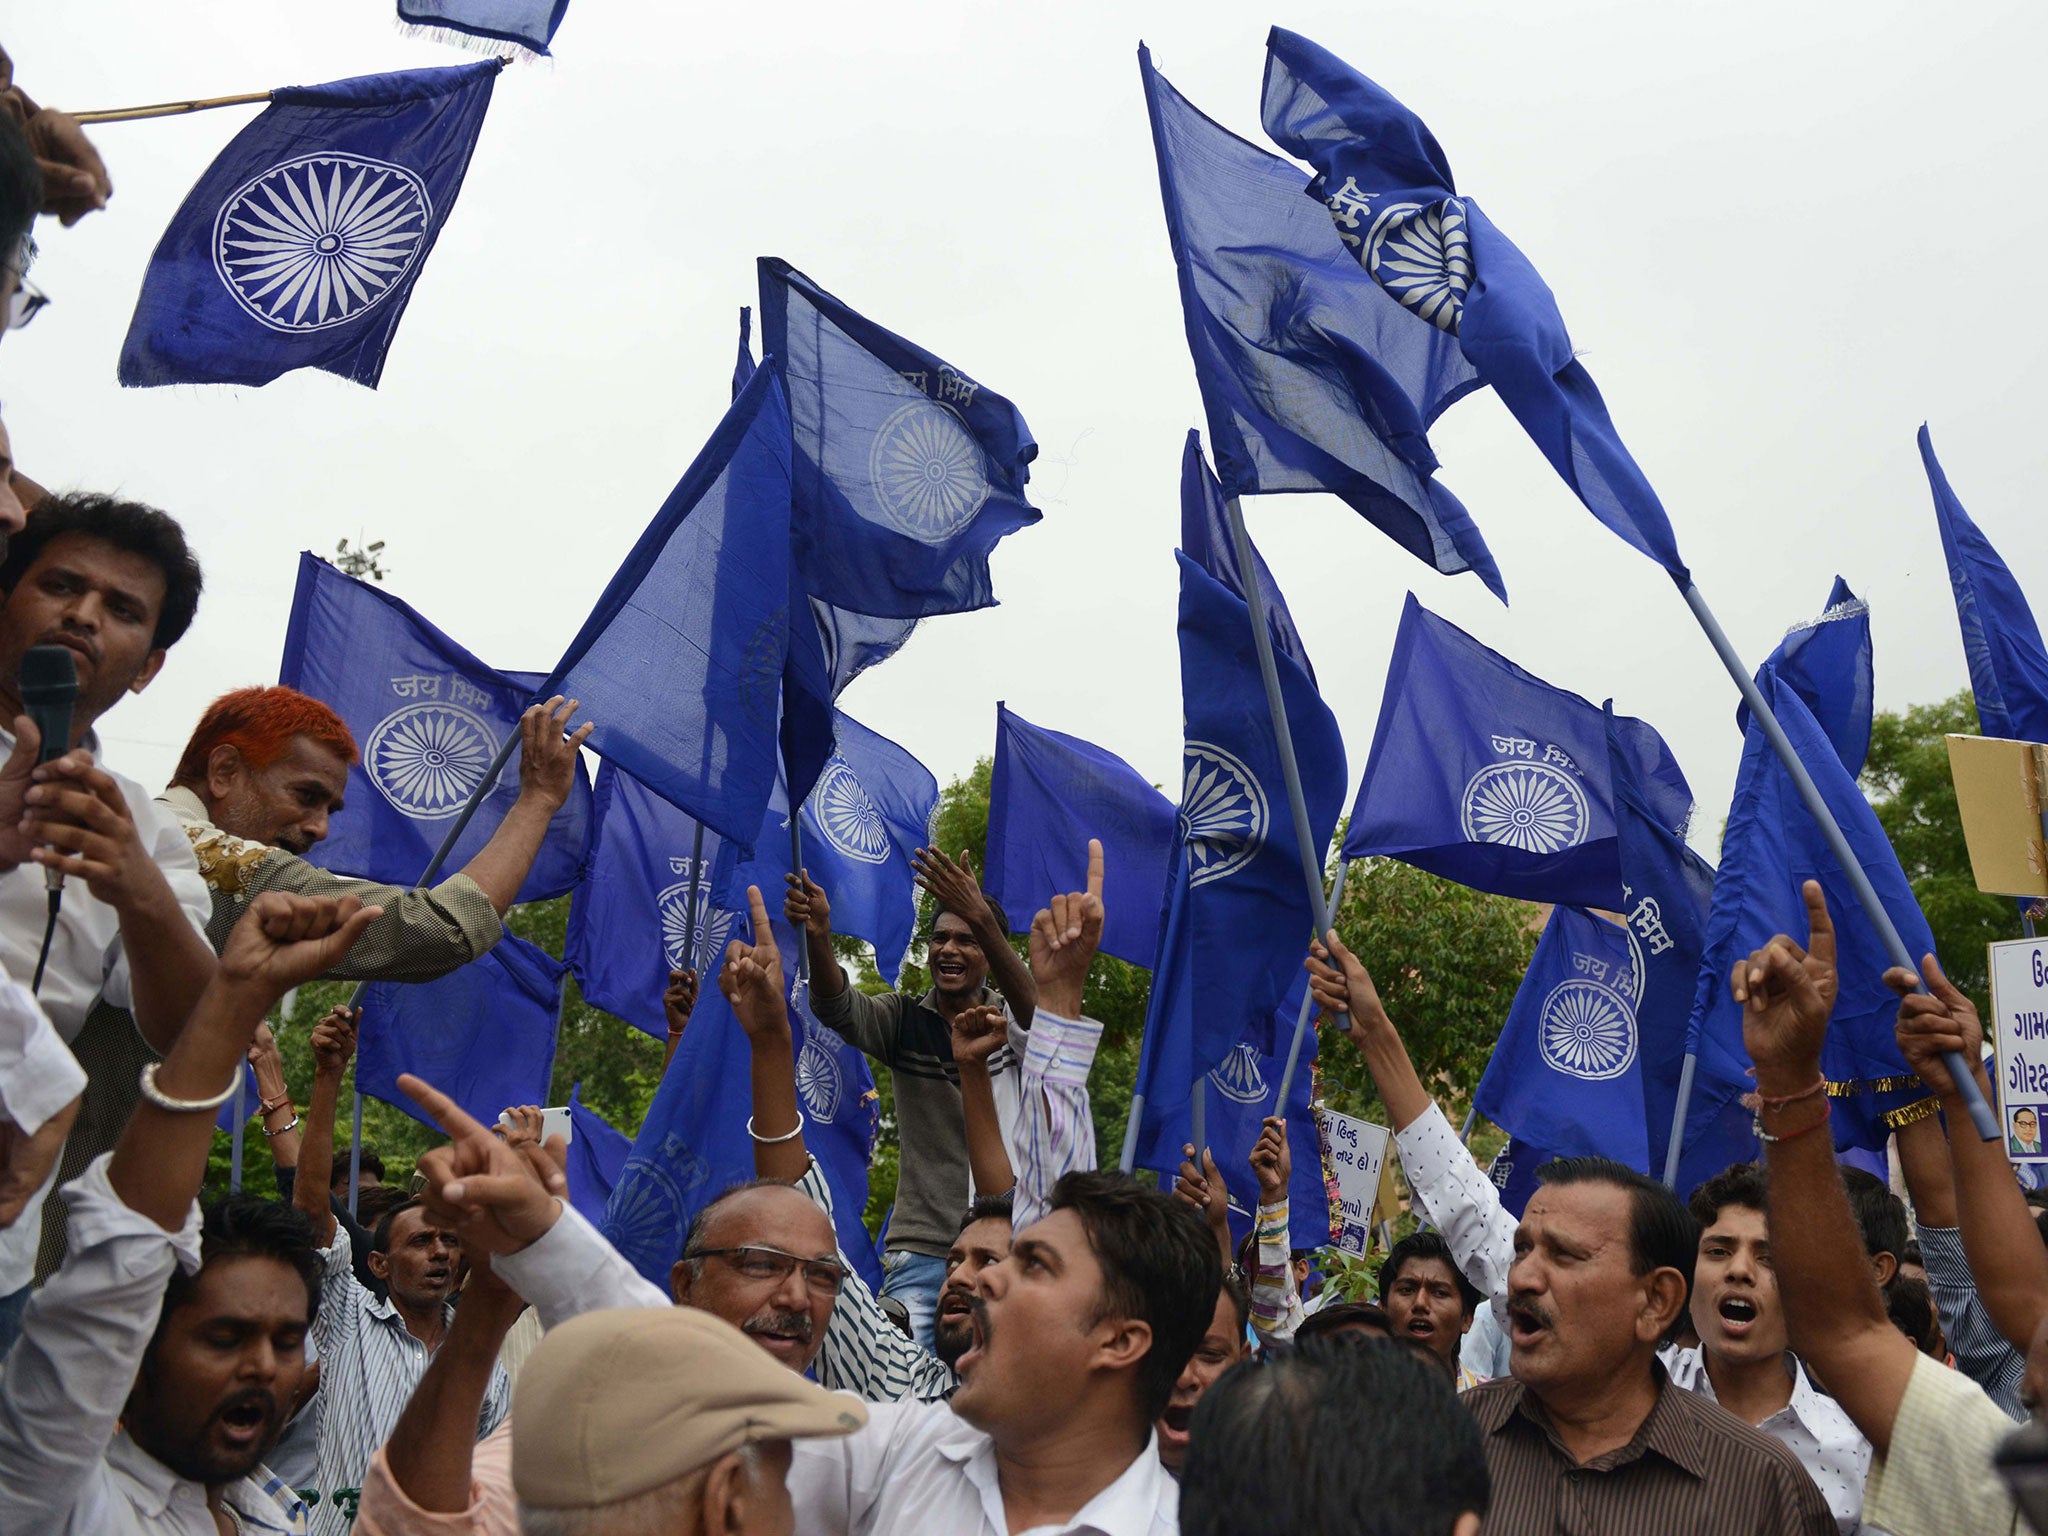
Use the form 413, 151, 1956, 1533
8, 2, 2046, 863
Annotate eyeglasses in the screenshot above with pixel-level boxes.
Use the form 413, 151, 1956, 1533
693, 1245, 848, 1296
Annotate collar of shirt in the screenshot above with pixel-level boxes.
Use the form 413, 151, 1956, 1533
362, 1285, 454, 1338
1662, 1344, 1860, 1450
105, 1431, 308, 1533
942, 1425, 1175, 1536
1493, 1364, 1709, 1480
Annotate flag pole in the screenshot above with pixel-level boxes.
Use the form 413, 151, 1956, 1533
1274, 852, 1350, 1113
1661, 1051, 1700, 1187
682, 821, 707, 973
1680, 580, 1998, 1140
1223, 499, 1333, 942
1119, 1094, 1146, 1173
229, 1073, 246, 1193
1458, 1103, 1479, 1146
347, 1087, 365, 1220
1190, 1079, 1207, 1155
69, 91, 273, 124
789, 815, 811, 986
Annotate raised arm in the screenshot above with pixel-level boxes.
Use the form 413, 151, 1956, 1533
784, 870, 846, 1003
247, 1021, 302, 1170
915, 846, 1036, 1029
952, 1004, 1016, 1198
1308, 928, 1430, 1132
453, 697, 592, 916
1172, 1146, 1233, 1272
662, 967, 698, 1071
1890, 953, 2048, 1355
723, 887, 806, 1184
294, 1004, 360, 1248
1742, 882, 1917, 1453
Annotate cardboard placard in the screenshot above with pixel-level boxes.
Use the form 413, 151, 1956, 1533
1989, 937, 2048, 1188
1946, 735, 2048, 899
1318, 1107, 1391, 1257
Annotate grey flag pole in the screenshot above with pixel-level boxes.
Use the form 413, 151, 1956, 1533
229, 1075, 246, 1193
1274, 852, 1351, 1114
347, 1089, 365, 1219
683, 821, 707, 973
1458, 1102, 1479, 1146
790, 816, 810, 985
1680, 581, 1998, 1140
1190, 1080, 1207, 1155
1660, 1051, 1700, 1187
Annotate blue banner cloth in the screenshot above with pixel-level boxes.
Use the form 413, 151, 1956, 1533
278, 552, 591, 901
601, 911, 881, 1292
120, 62, 499, 389
1477, 906, 1649, 1169
1260, 30, 1687, 582
1179, 433, 1317, 685
717, 712, 938, 986
1605, 704, 1720, 1186
1138, 46, 1502, 600
1343, 594, 1691, 908
1130, 553, 1346, 1170
565, 1083, 631, 1229
986, 703, 1177, 969
397, 0, 570, 53
758, 258, 1041, 621
1741, 578, 1873, 774
355, 932, 563, 1131
566, 763, 731, 1040
538, 367, 801, 847
1921, 426, 2048, 744
1485, 1137, 1546, 1219
1679, 676, 1933, 1172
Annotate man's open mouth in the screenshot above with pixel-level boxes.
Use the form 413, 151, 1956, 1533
1717, 1295, 1759, 1333
938, 1290, 973, 1319
215, 1394, 274, 1447
1507, 1301, 1551, 1346
1159, 1401, 1195, 1439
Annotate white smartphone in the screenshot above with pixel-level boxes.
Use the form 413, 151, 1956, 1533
499, 1106, 574, 1146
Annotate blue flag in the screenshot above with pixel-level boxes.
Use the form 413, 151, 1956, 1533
758, 258, 1041, 620
1920, 425, 2048, 744
717, 713, 938, 986
539, 366, 803, 847
986, 703, 1177, 969
397, 0, 571, 54
566, 763, 731, 1040
601, 909, 881, 1292
1179, 433, 1317, 685
564, 1083, 631, 1229
1680, 675, 1932, 1172
1260, 30, 1687, 581
120, 63, 499, 389
1130, 553, 1346, 1170
1741, 579, 1873, 774
1138, 47, 1503, 601
278, 552, 592, 901
1485, 1137, 1546, 1219
1343, 594, 1691, 908
355, 932, 563, 1131
1477, 906, 1649, 1169
1605, 704, 1720, 1185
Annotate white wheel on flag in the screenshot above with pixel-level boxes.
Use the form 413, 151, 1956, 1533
1365, 197, 1471, 335
365, 703, 498, 821
812, 756, 890, 865
1208, 1042, 1270, 1106
658, 882, 734, 973
213, 153, 432, 333
1538, 979, 1638, 1081
1461, 761, 1589, 855
1180, 741, 1268, 888
868, 400, 991, 545
796, 1032, 844, 1120
606, 1149, 710, 1276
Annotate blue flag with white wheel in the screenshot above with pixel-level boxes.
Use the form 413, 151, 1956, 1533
120, 61, 500, 389
1485, 1137, 1546, 1219
986, 703, 1177, 970
601, 905, 881, 1291
1476, 906, 1649, 1170
1138, 46, 1503, 600
397, 0, 572, 54
564, 1083, 631, 1229
566, 762, 732, 1041
355, 932, 563, 1132
1179, 433, 1317, 686
1741, 578, 1872, 774
1128, 553, 1346, 1173
1261, 29, 1687, 581
1343, 594, 1691, 910
1920, 425, 2048, 744
277, 552, 593, 902
715, 711, 938, 987
757, 257, 1041, 621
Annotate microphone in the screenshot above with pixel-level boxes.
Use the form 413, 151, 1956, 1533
18, 645, 77, 897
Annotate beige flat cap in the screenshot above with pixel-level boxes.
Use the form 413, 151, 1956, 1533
512, 1307, 868, 1509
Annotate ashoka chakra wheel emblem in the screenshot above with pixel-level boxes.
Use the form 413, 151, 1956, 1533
1365, 197, 1470, 335
812, 756, 889, 865
1461, 761, 1589, 855
1208, 1042, 1270, 1106
1180, 741, 1268, 888
867, 400, 991, 545
796, 1032, 844, 1120
658, 882, 734, 973
1539, 980, 1637, 1082
213, 153, 431, 333
366, 703, 498, 820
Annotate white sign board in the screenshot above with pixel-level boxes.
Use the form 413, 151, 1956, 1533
1988, 937, 2048, 1179
1319, 1108, 1391, 1257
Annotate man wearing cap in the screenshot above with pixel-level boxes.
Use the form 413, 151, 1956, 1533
511, 1307, 865, 1535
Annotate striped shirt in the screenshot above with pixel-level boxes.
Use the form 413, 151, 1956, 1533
304, 1225, 509, 1534
1918, 1222, 2029, 1420
1248, 1197, 1305, 1339
1862, 1348, 2023, 1536
810, 1007, 1104, 1403
1462, 1368, 1836, 1536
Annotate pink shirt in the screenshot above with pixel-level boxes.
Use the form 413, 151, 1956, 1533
354, 1425, 515, 1536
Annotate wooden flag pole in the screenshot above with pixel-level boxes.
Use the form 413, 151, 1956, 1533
69, 92, 272, 125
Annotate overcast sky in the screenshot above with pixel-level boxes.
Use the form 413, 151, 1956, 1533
9, 2, 2046, 866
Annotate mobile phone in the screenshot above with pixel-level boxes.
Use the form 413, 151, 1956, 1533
499, 1106, 574, 1146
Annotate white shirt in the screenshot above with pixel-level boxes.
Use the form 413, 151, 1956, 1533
0, 963, 85, 1135
0, 1152, 308, 1534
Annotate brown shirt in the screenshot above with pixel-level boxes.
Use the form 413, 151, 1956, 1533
1462, 1366, 1835, 1536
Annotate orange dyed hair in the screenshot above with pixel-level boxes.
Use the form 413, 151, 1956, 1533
172, 686, 359, 787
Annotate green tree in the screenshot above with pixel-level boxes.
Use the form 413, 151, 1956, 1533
1862, 689, 2022, 1015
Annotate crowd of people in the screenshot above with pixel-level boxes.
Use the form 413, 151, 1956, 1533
3, 40, 2048, 1536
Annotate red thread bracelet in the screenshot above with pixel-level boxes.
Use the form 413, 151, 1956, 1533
1754, 1096, 1831, 1145
1755, 1077, 1827, 1108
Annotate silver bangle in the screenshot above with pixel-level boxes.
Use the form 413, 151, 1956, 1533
746, 1111, 806, 1145
261, 1114, 302, 1138
138, 1061, 242, 1114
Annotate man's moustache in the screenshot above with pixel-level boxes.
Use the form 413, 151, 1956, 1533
743, 1310, 814, 1343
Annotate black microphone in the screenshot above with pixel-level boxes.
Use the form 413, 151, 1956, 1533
18, 646, 77, 914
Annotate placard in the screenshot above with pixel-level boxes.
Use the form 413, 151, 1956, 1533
1989, 937, 2048, 1186
1318, 1107, 1391, 1257
1947, 736, 2048, 899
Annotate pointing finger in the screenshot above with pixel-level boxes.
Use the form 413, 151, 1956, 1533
1800, 881, 1836, 973
1085, 838, 1104, 901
